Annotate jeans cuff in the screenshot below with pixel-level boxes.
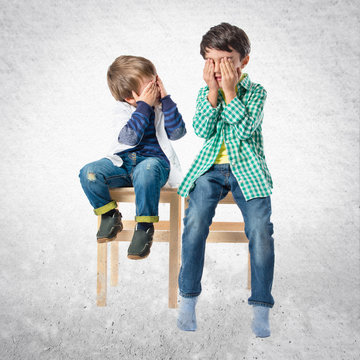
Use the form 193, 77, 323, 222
93, 201, 117, 215
179, 291, 201, 298
135, 215, 159, 223
248, 300, 274, 308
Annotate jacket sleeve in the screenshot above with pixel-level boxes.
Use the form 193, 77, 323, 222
192, 87, 222, 139
117, 101, 152, 146
160, 95, 187, 140
221, 85, 267, 140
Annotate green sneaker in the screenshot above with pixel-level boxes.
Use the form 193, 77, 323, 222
97, 210, 123, 243
127, 226, 154, 259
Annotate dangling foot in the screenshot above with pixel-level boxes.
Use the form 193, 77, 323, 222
251, 305, 271, 338
97, 209, 123, 243
127, 224, 154, 260
177, 296, 198, 331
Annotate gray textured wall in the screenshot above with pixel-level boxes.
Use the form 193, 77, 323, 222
1, 0, 359, 359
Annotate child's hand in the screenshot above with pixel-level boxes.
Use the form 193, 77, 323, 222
203, 59, 219, 91
156, 76, 168, 99
220, 58, 241, 103
132, 80, 159, 107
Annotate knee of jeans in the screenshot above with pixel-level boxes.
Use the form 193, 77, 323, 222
79, 164, 97, 183
184, 207, 212, 234
247, 221, 274, 254
136, 161, 163, 184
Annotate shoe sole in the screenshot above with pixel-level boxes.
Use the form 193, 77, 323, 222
127, 241, 153, 260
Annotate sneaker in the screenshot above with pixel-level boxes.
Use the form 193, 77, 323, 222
97, 209, 123, 243
127, 226, 154, 259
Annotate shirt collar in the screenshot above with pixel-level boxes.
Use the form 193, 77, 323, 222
238, 73, 250, 91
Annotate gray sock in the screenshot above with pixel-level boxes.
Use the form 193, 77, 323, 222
251, 305, 271, 338
177, 296, 198, 331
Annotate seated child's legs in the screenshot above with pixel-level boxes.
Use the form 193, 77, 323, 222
132, 156, 169, 223
127, 156, 169, 259
79, 158, 131, 214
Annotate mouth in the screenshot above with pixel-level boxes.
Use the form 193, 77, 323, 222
215, 76, 222, 82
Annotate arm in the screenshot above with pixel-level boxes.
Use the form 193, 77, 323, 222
156, 76, 186, 140
219, 57, 266, 140
192, 87, 221, 139
118, 80, 158, 145
221, 85, 267, 140
160, 95, 186, 140
118, 101, 153, 145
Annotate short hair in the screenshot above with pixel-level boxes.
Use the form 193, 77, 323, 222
107, 55, 156, 101
200, 22, 251, 60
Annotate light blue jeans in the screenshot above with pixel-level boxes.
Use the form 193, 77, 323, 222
79, 152, 170, 221
178, 164, 275, 308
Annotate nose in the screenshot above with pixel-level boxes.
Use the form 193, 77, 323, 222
214, 60, 220, 73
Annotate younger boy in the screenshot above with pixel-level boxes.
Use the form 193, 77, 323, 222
79, 55, 186, 259
177, 23, 274, 337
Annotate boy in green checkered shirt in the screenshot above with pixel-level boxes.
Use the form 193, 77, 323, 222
177, 23, 275, 338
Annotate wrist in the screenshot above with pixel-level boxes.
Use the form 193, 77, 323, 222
160, 95, 176, 112
136, 101, 154, 117
207, 89, 218, 108
208, 88, 218, 96
160, 94, 170, 101
224, 90, 236, 104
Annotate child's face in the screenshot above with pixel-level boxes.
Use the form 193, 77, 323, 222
204, 48, 244, 87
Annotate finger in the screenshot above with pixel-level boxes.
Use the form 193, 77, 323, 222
147, 81, 155, 92
224, 58, 234, 74
220, 59, 228, 77
157, 78, 165, 91
204, 59, 209, 72
225, 58, 235, 77
227, 58, 235, 72
148, 83, 155, 94
131, 90, 139, 100
141, 81, 154, 94
208, 60, 214, 75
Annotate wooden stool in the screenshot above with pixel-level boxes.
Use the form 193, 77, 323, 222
96, 187, 181, 308
186, 191, 251, 289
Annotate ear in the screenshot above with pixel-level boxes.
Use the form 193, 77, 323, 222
241, 55, 250, 69
124, 97, 137, 106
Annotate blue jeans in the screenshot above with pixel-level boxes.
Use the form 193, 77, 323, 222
178, 164, 275, 308
79, 152, 170, 221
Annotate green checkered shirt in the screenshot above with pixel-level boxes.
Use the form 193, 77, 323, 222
178, 73, 273, 201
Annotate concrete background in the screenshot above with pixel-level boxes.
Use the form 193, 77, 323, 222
1, 0, 359, 359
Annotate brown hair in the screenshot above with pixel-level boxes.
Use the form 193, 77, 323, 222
200, 23, 251, 60
107, 55, 156, 101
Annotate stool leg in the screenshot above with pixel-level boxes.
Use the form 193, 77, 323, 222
168, 195, 181, 308
247, 250, 251, 290
110, 241, 119, 287
97, 242, 107, 306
